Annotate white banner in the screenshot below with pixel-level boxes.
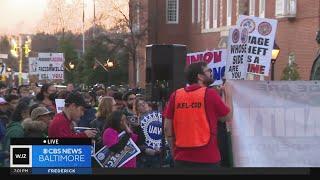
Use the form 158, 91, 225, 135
29, 57, 38, 75
228, 80, 320, 167
226, 27, 249, 80
186, 49, 227, 86
237, 15, 278, 76
37, 53, 64, 80
55, 99, 65, 113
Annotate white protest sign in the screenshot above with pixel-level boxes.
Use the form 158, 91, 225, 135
226, 27, 249, 80
186, 49, 227, 86
140, 111, 162, 150
94, 131, 141, 168
55, 99, 65, 113
237, 15, 278, 76
29, 57, 38, 75
38, 53, 64, 80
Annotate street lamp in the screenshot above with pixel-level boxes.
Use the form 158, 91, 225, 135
69, 62, 75, 70
271, 42, 280, 80
104, 59, 114, 68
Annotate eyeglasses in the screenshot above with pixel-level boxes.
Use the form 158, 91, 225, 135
128, 98, 136, 101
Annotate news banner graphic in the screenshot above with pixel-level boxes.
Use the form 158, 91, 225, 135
10, 138, 92, 175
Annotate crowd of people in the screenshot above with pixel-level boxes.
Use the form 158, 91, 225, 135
0, 81, 167, 168
0, 61, 232, 169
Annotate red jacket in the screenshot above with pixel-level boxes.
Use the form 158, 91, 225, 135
48, 113, 87, 138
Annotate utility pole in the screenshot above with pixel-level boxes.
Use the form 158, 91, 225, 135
82, 0, 85, 55
93, 0, 96, 39
18, 35, 23, 86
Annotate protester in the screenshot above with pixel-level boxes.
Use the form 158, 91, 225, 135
90, 96, 116, 149
5, 94, 20, 116
18, 85, 30, 98
22, 107, 53, 138
66, 83, 75, 93
3, 98, 32, 152
122, 91, 138, 124
0, 82, 7, 97
8, 88, 18, 96
29, 82, 39, 96
78, 92, 97, 127
135, 98, 161, 168
112, 92, 124, 111
103, 111, 138, 168
0, 98, 9, 144
48, 91, 97, 138
164, 62, 232, 168
36, 83, 57, 113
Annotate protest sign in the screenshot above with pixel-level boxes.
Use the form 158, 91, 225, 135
140, 111, 162, 150
228, 80, 320, 167
94, 131, 141, 168
237, 15, 278, 76
37, 53, 65, 80
186, 49, 227, 86
55, 99, 65, 113
226, 27, 249, 80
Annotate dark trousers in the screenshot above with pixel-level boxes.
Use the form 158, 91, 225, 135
174, 160, 220, 168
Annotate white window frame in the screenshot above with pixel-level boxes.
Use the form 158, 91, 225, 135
227, 0, 232, 26
249, 0, 255, 16
212, 0, 218, 28
198, 0, 201, 23
192, 0, 195, 23
166, 0, 179, 24
275, 0, 285, 17
259, 0, 265, 18
205, 0, 210, 29
132, 2, 140, 33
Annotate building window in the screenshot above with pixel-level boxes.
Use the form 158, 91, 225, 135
205, 0, 210, 29
212, 0, 218, 28
259, 0, 265, 18
249, 0, 255, 16
275, 0, 297, 18
198, 0, 201, 23
132, 1, 140, 33
238, 0, 249, 16
227, 0, 232, 26
166, 0, 179, 24
192, 0, 195, 23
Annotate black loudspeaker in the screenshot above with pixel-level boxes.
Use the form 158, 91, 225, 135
146, 44, 187, 102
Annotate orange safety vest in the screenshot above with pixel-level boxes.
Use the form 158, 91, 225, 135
173, 87, 210, 148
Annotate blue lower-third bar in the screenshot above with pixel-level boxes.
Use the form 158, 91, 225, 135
32, 168, 92, 175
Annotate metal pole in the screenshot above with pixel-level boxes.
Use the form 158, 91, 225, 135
18, 36, 23, 86
82, 0, 85, 54
93, 0, 96, 39
271, 62, 275, 80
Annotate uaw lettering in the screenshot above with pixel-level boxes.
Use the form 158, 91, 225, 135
187, 49, 227, 85
140, 112, 163, 149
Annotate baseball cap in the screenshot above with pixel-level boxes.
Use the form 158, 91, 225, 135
31, 107, 54, 120
0, 97, 8, 105
65, 91, 90, 108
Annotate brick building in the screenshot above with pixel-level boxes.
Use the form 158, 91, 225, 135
130, 0, 320, 88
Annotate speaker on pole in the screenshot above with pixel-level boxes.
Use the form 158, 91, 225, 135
146, 44, 187, 102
